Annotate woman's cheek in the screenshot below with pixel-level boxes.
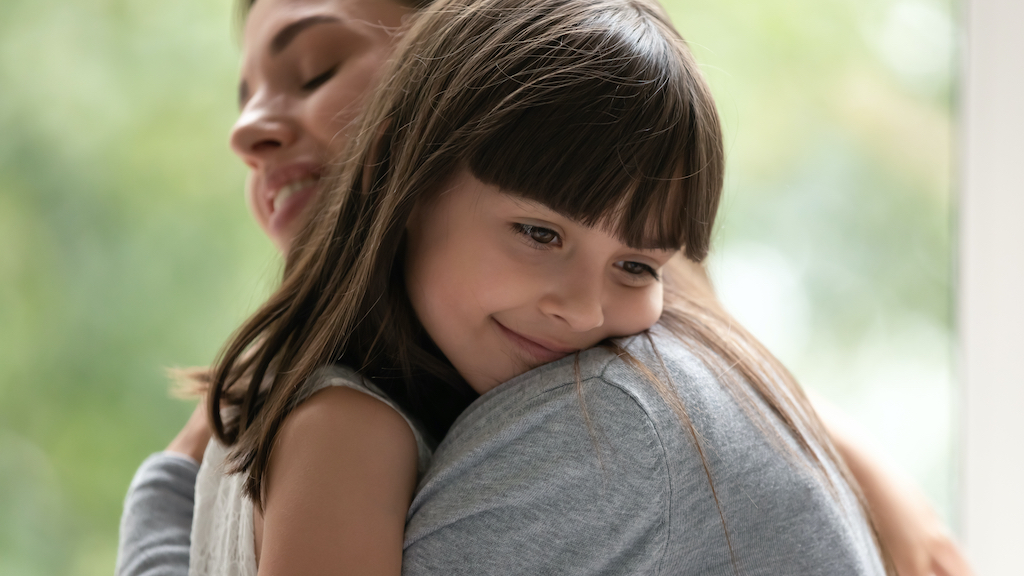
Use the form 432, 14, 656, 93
308, 89, 359, 151
313, 55, 387, 147
244, 172, 275, 244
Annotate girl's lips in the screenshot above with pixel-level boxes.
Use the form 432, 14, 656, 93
494, 320, 576, 364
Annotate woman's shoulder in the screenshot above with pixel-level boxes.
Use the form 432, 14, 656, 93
406, 343, 676, 575
440, 331, 713, 443
604, 331, 886, 575
422, 333, 885, 575
437, 340, 666, 454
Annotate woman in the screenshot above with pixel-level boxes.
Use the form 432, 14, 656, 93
116, 0, 972, 574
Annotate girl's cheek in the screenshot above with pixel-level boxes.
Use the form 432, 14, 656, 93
475, 251, 540, 310
650, 285, 666, 323
629, 284, 665, 333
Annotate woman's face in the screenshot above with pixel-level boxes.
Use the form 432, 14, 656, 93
231, 0, 412, 253
405, 170, 677, 395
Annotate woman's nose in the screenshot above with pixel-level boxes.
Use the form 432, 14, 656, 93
229, 101, 299, 167
539, 273, 605, 332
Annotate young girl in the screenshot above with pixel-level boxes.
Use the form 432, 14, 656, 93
189, 0, 889, 573
116, 0, 973, 575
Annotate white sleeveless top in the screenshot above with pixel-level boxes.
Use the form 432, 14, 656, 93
188, 365, 433, 576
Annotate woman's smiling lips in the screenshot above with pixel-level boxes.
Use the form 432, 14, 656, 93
494, 320, 578, 364
263, 162, 322, 234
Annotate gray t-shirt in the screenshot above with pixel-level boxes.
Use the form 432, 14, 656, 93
118, 331, 885, 575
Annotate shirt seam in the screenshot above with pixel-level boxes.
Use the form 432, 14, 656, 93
595, 361, 672, 576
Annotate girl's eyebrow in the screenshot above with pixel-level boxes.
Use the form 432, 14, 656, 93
270, 15, 341, 55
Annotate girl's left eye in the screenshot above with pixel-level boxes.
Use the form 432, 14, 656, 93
618, 261, 659, 280
302, 65, 338, 91
512, 223, 561, 247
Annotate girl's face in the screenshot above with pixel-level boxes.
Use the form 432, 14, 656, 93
231, 0, 412, 252
405, 170, 677, 395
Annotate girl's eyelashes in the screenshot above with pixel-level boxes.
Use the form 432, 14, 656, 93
302, 64, 339, 91
510, 222, 661, 281
617, 260, 660, 281
511, 223, 562, 247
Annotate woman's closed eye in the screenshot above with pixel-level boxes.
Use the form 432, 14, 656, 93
511, 223, 562, 248
302, 65, 339, 91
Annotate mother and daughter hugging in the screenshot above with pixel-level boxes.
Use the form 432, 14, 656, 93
115, 0, 974, 574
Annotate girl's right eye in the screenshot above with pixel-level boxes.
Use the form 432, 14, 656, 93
511, 223, 561, 247
301, 65, 338, 91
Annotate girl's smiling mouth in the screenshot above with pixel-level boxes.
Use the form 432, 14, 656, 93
493, 319, 578, 364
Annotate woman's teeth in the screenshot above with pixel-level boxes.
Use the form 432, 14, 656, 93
273, 177, 318, 212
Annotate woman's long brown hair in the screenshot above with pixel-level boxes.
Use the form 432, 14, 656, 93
209, 0, 891, 571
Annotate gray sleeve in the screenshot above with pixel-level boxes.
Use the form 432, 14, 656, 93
115, 452, 197, 576
402, 377, 671, 575
402, 338, 885, 575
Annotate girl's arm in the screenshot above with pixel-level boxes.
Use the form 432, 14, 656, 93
255, 385, 418, 576
816, 400, 975, 576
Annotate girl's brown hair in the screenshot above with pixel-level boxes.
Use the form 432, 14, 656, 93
211, 0, 890, 571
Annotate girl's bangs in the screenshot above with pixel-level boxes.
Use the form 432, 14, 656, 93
461, 9, 717, 254
468, 108, 692, 251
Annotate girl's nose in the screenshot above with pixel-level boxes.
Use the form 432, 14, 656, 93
229, 103, 299, 168
539, 275, 605, 332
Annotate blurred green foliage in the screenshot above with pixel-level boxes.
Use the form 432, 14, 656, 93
1, 0, 275, 573
0, 0, 953, 573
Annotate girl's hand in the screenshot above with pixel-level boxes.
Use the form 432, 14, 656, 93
863, 475, 974, 576
165, 399, 213, 464
813, 396, 975, 576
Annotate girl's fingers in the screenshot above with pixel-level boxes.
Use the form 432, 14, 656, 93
929, 535, 975, 576
165, 400, 213, 464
